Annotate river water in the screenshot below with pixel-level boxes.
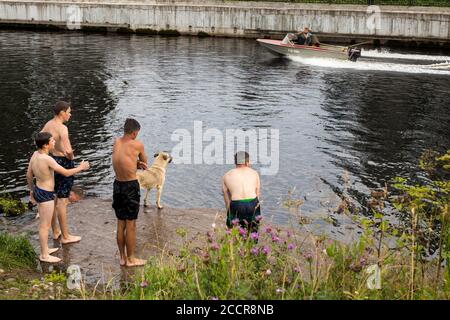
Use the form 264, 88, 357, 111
1, 30, 449, 230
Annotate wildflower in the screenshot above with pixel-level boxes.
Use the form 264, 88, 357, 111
250, 232, 259, 241
262, 246, 270, 255
264, 226, 272, 234
206, 231, 214, 243
265, 269, 272, 276
287, 243, 295, 250
250, 247, 259, 255
276, 288, 284, 294
271, 235, 280, 243
294, 267, 300, 273
360, 258, 367, 266
210, 242, 219, 251
211, 223, 216, 229
231, 218, 240, 226
140, 281, 148, 288
225, 229, 231, 235
304, 251, 313, 262
243, 219, 249, 225
238, 227, 247, 236
255, 215, 263, 222
286, 230, 291, 238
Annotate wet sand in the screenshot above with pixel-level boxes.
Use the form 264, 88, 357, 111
4, 198, 223, 286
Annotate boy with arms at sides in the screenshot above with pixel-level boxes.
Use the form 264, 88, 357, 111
112, 118, 148, 267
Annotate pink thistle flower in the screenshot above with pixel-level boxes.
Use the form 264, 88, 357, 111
287, 243, 295, 250
304, 251, 313, 262
250, 247, 259, 255
255, 215, 263, 222
250, 232, 259, 241
210, 242, 219, 251
262, 246, 270, 255
231, 218, 240, 226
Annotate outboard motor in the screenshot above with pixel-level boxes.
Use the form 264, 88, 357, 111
347, 48, 361, 62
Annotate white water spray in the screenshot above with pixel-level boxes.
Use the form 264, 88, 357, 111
289, 49, 450, 75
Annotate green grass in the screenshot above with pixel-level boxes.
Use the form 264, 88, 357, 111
122, 223, 449, 300
0, 233, 37, 270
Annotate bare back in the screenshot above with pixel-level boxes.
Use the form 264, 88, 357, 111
41, 119, 70, 157
223, 167, 260, 200
29, 151, 56, 191
112, 137, 144, 181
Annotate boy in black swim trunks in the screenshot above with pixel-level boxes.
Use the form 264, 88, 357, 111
222, 151, 262, 233
41, 101, 81, 244
26, 132, 90, 263
112, 119, 148, 267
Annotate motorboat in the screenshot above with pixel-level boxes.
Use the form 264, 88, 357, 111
257, 34, 362, 62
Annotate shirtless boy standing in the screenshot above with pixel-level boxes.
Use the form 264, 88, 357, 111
26, 132, 90, 263
112, 118, 148, 267
40, 101, 80, 244
222, 151, 262, 232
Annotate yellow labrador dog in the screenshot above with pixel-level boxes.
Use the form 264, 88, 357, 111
136, 151, 172, 209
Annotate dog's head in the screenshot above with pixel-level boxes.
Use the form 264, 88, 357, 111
153, 151, 173, 168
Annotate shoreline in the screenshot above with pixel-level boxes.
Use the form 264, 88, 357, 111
1, 0, 450, 48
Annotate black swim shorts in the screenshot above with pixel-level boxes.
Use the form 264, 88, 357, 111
112, 180, 140, 220
52, 156, 75, 198
227, 197, 261, 232
33, 186, 55, 203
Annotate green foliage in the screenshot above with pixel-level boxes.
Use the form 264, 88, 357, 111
44, 272, 67, 284
230, 0, 450, 8
122, 150, 450, 300
0, 194, 27, 217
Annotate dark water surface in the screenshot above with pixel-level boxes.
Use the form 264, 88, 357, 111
1, 30, 449, 232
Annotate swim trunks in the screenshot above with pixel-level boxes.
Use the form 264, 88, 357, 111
52, 156, 75, 198
112, 180, 140, 220
227, 197, 261, 232
33, 186, 55, 203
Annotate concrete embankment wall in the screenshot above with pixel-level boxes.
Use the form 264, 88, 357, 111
1, 0, 450, 45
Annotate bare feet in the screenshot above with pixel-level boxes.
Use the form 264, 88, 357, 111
61, 235, 82, 245
126, 258, 146, 267
119, 256, 127, 266
39, 254, 61, 263
53, 230, 61, 240
48, 247, 59, 255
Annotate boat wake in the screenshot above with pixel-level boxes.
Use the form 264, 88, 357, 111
362, 49, 450, 62
289, 49, 450, 75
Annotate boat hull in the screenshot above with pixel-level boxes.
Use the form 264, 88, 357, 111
257, 39, 350, 61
